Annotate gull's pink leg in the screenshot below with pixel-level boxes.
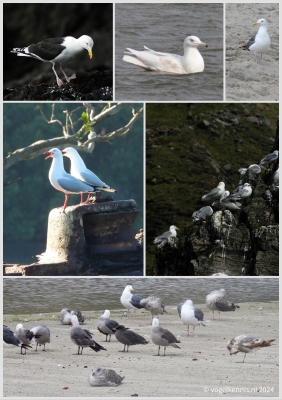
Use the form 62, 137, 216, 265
60, 64, 76, 82
62, 194, 69, 212
52, 63, 64, 86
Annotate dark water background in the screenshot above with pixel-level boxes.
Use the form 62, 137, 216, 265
3, 277, 278, 315
115, 3, 223, 101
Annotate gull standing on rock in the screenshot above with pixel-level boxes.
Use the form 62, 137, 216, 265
70, 315, 106, 355
192, 206, 213, 222
11, 35, 93, 86
97, 310, 119, 342
123, 36, 208, 74
44, 148, 96, 212
227, 335, 275, 362
88, 366, 124, 386
30, 324, 50, 351
153, 225, 179, 248
62, 147, 117, 204
228, 183, 252, 200
151, 318, 180, 356
177, 300, 205, 336
202, 182, 225, 203
260, 150, 279, 167
220, 191, 242, 211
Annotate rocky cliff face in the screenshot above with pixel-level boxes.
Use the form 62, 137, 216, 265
152, 112, 279, 276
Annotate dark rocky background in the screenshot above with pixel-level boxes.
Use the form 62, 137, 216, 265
3, 3, 112, 100
146, 103, 279, 276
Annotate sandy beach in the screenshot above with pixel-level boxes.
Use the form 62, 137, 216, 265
225, 3, 279, 101
3, 302, 279, 398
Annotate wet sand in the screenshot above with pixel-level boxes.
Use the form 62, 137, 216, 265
225, 3, 279, 101
3, 302, 279, 398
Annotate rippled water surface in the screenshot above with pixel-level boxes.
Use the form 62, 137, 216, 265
115, 3, 223, 101
3, 277, 278, 315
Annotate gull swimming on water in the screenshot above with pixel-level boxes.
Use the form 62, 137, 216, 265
123, 36, 208, 74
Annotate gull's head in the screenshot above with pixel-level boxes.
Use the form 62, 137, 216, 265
70, 314, 79, 327
152, 318, 159, 327
253, 18, 267, 27
43, 148, 62, 160
79, 35, 94, 59
227, 338, 234, 353
218, 182, 225, 189
170, 225, 179, 231
61, 147, 78, 159
125, 284, 133, 292
16, 323, 24, 332
103, 309, 111, 318
185, 36, 208, 48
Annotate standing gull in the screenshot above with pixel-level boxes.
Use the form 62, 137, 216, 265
15, 323, 40, 354
227, 335, 275, 362
241, 19, 270, 64
153, 225, 179, 248
228, 183, 252, 200
202, 182, 225, 203
62, 147, 117, 204
206, 289, 239, 319
3, 325, 32, 354
30, 324, 50, 351
120, 285, 143, 318
177, 300, 205, 336
88, 366, 124, 386
139, 296, 166, 320
123, 36, 208, 74
260, 150, 279, 167
151, 318, 180, 356
97, 310, 119, 342
113, 325, 149, 352
11, 35, 93, 86
44, 148, 96, 212
70, 315, 106, 355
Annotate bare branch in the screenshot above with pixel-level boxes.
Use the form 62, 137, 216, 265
3, 177, 22, 186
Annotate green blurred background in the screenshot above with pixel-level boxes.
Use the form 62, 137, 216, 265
3, 103, 144, 264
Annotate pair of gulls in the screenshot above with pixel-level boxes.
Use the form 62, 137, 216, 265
3, 323, 50, 354
44, 147, 116, 212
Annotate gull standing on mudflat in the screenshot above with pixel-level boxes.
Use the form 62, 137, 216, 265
205, 288, 226, 320
70, 315, 106, 355
11, 35, 93, 86
113, 325, 149, 352
151, 318, 180, 356
30, 324, 51, 351
240, 19, 270, 64
60, 309, 85, 325
227, 335, 275, 362
97, 310, 119, 342
120, 285, 143, 318
3, 325, 32, 354
139, 296, 166, 320
177, 300, 205, 336
15, 323, 40, 354
123, 36, 208, 74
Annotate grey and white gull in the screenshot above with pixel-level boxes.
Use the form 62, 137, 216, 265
30, 324, 51, 351
227, 335, 275, 362
177, 300, 205, 336
97, 310, 119, 342
153, 225, 179, 248
70, 315, 106, 355
151, 318, 180, 356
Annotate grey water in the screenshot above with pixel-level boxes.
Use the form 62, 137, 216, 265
115, 3, 223, 101
3, 277, 278, 315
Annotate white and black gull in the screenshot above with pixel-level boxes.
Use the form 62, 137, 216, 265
241, 18, 270, 64
120, 285, 143, 318
177, 299, 205, 336
11, 35, 93, 86
206, 288, 239, 319
3, 325, 32, 354
15, 323, 40, 354
123, 36, 208, 74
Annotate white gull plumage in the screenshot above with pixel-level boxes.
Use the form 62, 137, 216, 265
123, 36, 208, 74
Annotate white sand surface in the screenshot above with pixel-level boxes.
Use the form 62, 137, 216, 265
3, 302, 279, 398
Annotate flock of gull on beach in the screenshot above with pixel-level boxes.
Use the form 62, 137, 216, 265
153, 149, 279, 249
3, 285, 275, 386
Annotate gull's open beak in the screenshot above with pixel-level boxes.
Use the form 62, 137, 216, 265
43, 151, 53, 160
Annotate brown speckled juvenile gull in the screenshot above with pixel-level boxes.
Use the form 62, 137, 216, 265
88, 366, 124, 386
227, 335, 275, 362
139, 296, 166, 320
